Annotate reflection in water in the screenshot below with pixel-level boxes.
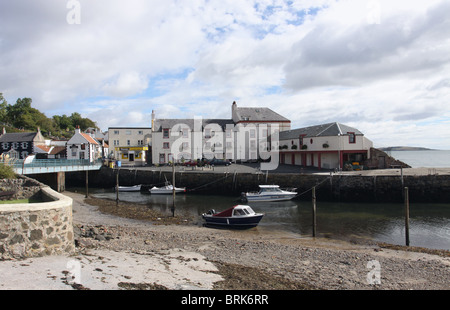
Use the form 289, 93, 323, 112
88, 188, 450, 250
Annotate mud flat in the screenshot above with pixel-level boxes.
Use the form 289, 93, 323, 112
1, 191, 448, 291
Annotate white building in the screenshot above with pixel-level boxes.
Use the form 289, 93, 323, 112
278, 122, 373, 170
108, 127, 151, 166
151, 102, 290, 166
66, 128, 101, 162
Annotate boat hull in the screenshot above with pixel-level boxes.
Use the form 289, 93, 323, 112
202, 214, 264, 228
245, 194, 296, 202
117, 185, 141, 192
149, 188, 186, 194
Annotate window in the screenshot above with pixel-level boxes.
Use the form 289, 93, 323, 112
127, 140, 131, 146
348, 132, 356, 144
126, 130, 131, 135
163, 129, 170, 138
182, 142, 189, 150
204, 128, 211, 139
163, 142, 170, 149
21, 142, 28, 148
2, 143, 9, 150
138, 130, 143, 135
114, 130, 119, 135
182, 128, 189, 138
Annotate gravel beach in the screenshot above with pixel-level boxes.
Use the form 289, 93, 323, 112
1, 190, 449, 292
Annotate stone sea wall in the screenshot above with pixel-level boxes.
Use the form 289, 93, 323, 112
0, 176, 43, 201
69, 167, 450, 203
0, 179, 75, 260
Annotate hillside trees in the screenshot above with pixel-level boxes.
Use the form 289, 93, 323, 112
0, 93, 97, 138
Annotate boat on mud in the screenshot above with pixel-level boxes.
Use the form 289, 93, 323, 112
202, 205, 264, 228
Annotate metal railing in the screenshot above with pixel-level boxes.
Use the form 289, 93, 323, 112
1, 158, 103, 174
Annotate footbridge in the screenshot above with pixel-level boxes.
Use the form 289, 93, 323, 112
5, 159, 102, 175
1, 158, 103, 192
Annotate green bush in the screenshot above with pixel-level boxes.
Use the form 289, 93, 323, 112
0, 163, 16, 179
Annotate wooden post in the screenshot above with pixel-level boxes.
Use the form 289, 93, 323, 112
312, 186, 317, 237
404, 187, 410, 246
116, 168, 120, 205
172, 163, 175, 217
85, 170, 89, 198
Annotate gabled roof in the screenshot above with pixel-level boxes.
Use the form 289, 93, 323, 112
153, 119, 234, 132
279, 122, 364, 140
80, 132, 99, 145
234, 107, 290, 122
67, 130, 99, 145
0, 132, 38, 143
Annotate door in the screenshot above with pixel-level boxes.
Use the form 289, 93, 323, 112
129, 153, 134, 162
378, 156, 386, 169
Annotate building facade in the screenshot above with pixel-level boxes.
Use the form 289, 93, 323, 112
0, 128, 46, 159
66, 128, 101, 162
108, 127, 151, 166
279, 122, 373, 170
151, 102, 290, 165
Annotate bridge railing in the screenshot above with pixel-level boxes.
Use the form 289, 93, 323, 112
1, 158, 103, 174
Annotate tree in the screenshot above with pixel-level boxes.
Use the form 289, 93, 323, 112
0, 95, 98, 137
0, 93, 8, 124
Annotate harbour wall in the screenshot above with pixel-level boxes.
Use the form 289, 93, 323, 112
0, 177, 75, 260
66, 167, 450, 203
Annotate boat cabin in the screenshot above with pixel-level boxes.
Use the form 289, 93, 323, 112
213, 205, 256, 217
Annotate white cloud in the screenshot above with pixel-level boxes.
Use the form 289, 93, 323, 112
1, 0, 449, 149
102, 72, 149, 98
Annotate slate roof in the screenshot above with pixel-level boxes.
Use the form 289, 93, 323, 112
0, 132, 38, 143
153, 119, 235, 132
279, 122, 364, 140
234, 107, 290, 122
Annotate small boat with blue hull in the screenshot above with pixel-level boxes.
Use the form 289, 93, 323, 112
243, 185, 297, 202
202, 205, 264, 228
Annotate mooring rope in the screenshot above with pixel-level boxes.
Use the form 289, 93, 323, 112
187, 174, 230, 192
293, 175, 333, 198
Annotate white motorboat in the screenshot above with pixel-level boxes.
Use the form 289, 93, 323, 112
243, 185, 297, 202
117, 185, 141, 192
149, 184, 186, 195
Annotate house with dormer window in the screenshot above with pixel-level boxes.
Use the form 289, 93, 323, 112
0, 128, 46, 159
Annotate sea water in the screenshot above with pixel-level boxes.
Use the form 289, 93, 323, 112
90, 190, 450, 250
388, 150, 450, 168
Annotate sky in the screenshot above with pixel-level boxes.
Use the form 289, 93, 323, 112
1, 0, 449, 149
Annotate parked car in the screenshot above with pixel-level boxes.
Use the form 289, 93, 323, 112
182, 160, 197, 167
208, 158, 231, 166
